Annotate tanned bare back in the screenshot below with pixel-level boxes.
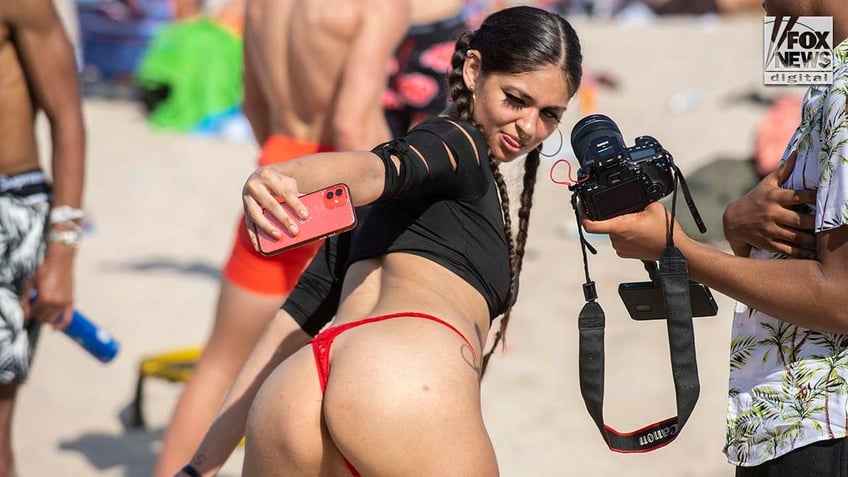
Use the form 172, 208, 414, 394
242, 0, 409, 151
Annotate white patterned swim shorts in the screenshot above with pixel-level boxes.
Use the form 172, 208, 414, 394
0, 169, 51, 384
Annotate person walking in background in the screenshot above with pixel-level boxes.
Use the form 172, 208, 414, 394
152, 1, 410, 475
0, 1, 87, 475
229, 6, 581, 475
584, 1, 848, 474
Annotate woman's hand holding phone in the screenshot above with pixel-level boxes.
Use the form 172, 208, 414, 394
250, 182, 357, 256
242, 165, 310, 250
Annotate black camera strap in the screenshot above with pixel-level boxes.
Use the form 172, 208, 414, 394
570, 166, 704, 453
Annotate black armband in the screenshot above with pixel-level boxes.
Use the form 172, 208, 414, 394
370, 117, 491, 202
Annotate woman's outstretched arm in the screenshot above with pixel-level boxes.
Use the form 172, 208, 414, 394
242, 150, 385, 249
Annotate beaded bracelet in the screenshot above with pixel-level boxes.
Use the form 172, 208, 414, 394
47, 221, 83, 248
49, 205, 85, 224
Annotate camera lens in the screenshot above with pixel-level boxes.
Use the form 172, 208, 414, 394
335, 188, 343, 197
570, 114, 625, 166
326, 191, 334, 199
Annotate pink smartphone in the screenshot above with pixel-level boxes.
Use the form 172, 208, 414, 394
255, 183, 357, 257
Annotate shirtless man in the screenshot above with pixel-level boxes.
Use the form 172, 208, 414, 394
0, 1, 86, 476
153, 1, 409, 475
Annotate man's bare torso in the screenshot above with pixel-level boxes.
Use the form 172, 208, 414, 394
244, 0, 378, 146
410, 0, 463, 25
0, 17, 40, 175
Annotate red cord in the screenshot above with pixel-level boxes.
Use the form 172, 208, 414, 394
549, 159, 590, 186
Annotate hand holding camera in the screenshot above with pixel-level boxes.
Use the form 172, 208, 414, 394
582, 202, 677, 261
565, 115, 716, 453
570, 114, 705, 261
565, 113, 717, 320
570, 114, 675, 221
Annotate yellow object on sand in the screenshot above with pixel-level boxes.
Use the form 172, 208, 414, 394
125, 346, 246, 446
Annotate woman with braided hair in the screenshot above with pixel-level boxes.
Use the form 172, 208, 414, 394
180, 6, 581, 476
240, 6, 580, 475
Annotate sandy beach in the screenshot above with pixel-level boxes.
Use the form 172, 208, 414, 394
14, 13, 803, 477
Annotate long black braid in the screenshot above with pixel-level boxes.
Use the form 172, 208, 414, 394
446, 7, 582, 376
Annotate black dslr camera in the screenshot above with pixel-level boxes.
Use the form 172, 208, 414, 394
570, 114, 675, 221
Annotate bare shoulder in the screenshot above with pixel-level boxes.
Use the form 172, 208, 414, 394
352, 0, 409, 40
362, 0, 410, 20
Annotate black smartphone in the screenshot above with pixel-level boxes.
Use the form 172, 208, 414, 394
618, 280, 718, 321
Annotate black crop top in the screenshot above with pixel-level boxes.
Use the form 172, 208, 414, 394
349, 117, 510, 319
282, 117, 511, 334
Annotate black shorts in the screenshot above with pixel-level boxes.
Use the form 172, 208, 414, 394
736, 437, 848, 477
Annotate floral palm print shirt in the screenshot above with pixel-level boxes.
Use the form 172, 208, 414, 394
725, 38, 848, 467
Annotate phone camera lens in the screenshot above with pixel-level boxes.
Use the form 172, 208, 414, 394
335, 188, 343, 197
325, 191, 334, 199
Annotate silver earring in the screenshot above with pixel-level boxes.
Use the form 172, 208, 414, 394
540, 128, 564, 158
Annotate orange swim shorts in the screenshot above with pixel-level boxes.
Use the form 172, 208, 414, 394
222, 134, 334, 295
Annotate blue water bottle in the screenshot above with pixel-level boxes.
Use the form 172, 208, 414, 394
28, 291, 120, 363
62, 310, 120, 363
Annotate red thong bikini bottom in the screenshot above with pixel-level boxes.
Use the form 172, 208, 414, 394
310, 312, 476, 476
